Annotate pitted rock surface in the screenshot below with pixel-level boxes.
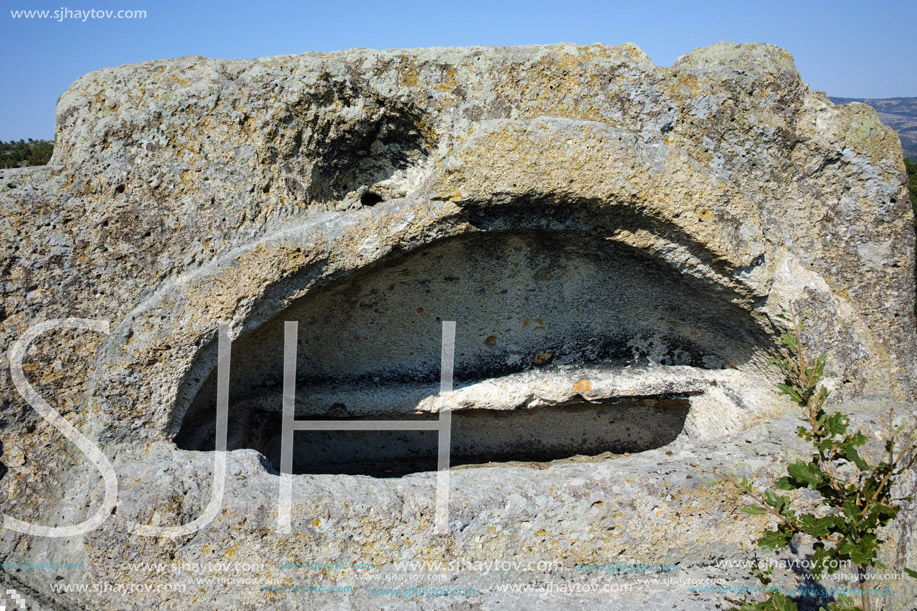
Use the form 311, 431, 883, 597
0, 42, 915, 609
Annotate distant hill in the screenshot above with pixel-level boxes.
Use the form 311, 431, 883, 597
0, 139, 53, 168
830, 97, 917, 160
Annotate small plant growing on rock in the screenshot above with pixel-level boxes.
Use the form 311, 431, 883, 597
727, 308, 917, 611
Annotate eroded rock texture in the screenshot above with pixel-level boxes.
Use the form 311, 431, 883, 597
0, 42, 915, 609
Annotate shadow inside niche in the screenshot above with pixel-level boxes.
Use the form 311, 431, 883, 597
173, 227, 770, 477
177, 397, 690, 478
304, 98, 429, 204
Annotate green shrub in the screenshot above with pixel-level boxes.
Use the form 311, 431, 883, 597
725, 308, 917, 611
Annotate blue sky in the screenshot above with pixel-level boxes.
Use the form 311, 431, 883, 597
1, 0, 914, 140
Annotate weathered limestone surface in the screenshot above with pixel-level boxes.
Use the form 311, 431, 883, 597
0, 42, 915, 609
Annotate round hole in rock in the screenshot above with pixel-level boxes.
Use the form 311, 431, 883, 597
174, 229, 769, 475
360, 191, 383, 206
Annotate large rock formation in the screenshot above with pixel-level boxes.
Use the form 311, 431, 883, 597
0, 42, 915, 609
